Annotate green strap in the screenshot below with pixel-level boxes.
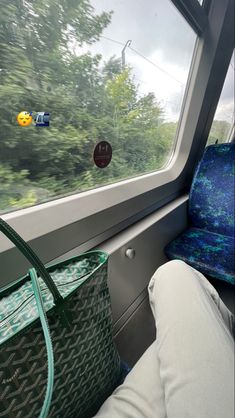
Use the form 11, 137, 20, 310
30, 268, 54, 418
0, 218, 63, 306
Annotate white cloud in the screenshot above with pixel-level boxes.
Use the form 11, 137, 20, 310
214, 57, 234, 123
215, 100, 234, 123
87, 0, 197, 123
77, 0, 234, 124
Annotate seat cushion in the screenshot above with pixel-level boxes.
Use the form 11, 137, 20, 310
165, 227, 235, 285
189, 143, 235, 237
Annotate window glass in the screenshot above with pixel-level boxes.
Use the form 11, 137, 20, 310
207, 52, 234, 145
0, 0, 196, 214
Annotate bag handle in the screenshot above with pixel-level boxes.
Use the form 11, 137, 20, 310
30, 268, 54, 418
0, 218, 63, 306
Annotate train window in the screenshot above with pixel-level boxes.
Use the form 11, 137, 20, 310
207, 51, 234, 145
0, 0, 196, 214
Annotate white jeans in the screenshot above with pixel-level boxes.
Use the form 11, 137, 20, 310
95, 260, 234, 418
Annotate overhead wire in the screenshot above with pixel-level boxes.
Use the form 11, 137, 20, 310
99, 35, 185, 115
100, 35, 184, 86
100, 35, 124, 47
128, 46, 183, 86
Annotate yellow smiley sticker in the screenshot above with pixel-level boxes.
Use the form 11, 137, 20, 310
17, 111, 33, 126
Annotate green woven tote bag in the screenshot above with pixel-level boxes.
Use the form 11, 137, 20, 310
0, 218, 122, 418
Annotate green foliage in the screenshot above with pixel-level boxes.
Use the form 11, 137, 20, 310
0, 164, 38, 210
0, 0, 183, 213
207, 120, 231, 145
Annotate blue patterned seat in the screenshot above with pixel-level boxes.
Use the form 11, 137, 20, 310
165, 142, 235, 285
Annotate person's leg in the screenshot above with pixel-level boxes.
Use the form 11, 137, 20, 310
148, 260, 234, 418
190, 266, 234, 338
95, 340, 166, 418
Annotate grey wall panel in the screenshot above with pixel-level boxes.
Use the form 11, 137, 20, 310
106, 197, 188, 365
114, 294, 156, 368
103, 198, 188, 323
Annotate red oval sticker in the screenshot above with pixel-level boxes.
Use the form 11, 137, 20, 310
93, 141, 112, 168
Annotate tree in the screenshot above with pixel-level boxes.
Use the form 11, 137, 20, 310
207, 120, 231, 145
0, 0, 170, 213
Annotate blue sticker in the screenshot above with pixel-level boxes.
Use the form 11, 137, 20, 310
34, 112, 50, 127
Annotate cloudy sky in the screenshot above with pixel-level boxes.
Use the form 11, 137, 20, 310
78, 0, 234, 125
214, 51, 234, 124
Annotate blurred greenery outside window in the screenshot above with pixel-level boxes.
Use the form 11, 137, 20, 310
0, 0, 196, 214
207, 52, 234, 146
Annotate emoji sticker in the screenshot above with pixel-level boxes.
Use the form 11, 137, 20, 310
17, 111, 33, 126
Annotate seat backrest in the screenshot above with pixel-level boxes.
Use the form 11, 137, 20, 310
189, 142, 235, 237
